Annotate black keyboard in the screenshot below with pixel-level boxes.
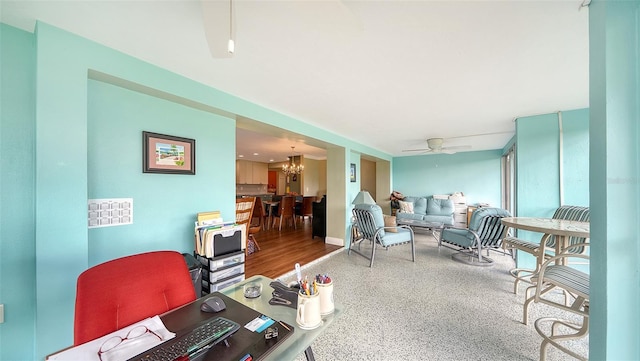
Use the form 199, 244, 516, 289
129, 317, 240, 361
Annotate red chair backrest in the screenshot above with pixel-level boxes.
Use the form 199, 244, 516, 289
74, 251, 196, 345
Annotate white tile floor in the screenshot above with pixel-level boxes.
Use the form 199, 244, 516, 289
281, 231, 588, 361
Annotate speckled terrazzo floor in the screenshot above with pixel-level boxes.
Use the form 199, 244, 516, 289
279, 231, 588, 361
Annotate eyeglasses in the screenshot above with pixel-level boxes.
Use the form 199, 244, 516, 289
97, 325, 162, 361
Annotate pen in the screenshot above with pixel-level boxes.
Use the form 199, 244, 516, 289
295, 263, 302, 283
278, 320, 291, 331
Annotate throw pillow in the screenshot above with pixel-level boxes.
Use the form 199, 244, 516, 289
398, 200, 414, 214
383, 215, 398, 232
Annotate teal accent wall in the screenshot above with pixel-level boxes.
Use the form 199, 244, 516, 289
562, 110, 590, 205
514, 108, 589, 271
0, 21, 392, 359
589, 0, 640, 359
87, 80, 236, 265
392, 150, 502, 206
0, 24, 37, 361
2, 3, 636, 357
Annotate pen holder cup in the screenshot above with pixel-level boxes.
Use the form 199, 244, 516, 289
317, 281, 334, 315
296, 291, 322, 330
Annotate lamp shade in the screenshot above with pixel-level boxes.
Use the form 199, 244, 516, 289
352, 191, 376, 205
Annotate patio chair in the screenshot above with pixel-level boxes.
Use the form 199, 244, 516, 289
440, 207, 511, 266
529, 243, 590, 361
502, 205, 590, 294
350, 203, 415, 267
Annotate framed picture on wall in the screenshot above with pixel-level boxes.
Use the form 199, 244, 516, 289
143, 131, 196, 175
350, 163, 356, 182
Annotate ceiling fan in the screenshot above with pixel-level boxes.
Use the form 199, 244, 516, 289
402, 131, 513, 154
402, 138, 471, 154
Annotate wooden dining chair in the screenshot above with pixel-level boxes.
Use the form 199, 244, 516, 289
296, 196, 316, 225
236, 197, 255, 252
247, 197, 264, 254
274, 196, 296, 231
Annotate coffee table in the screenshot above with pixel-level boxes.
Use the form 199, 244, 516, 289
396, 219, 444, 243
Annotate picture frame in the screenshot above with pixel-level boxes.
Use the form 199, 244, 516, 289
350, 163, 356, 182
143, 131, 195, 175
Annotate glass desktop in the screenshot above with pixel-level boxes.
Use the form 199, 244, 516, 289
221, 275, 342, 361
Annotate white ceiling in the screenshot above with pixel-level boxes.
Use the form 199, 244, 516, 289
1, 0, 590, 163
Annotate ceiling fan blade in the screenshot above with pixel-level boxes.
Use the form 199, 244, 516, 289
201, 0, 359, 59
201, 0, 234, 59
442, 145, 472, 151
402, 148, 432, 152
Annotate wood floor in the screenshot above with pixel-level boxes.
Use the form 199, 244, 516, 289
244, 218, 343, 279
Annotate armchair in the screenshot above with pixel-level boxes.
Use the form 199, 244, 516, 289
350, 203, 415, 267
440, 207, 511, 266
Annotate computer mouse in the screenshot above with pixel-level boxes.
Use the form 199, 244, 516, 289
200, 296, 226, 313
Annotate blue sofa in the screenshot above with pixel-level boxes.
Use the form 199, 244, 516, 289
394, 196, 455, 226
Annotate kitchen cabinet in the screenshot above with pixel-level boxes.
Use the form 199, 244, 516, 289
236, 160, 268, 184
252, 162, 268, 184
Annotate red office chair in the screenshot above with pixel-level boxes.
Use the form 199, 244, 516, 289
74, 251, 196, 345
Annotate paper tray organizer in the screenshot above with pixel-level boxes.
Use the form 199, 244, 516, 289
195, 226, 243, 258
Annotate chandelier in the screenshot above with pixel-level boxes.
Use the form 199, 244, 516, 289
282, 146, 304, 175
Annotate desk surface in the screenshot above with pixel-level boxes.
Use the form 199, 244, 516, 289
221, 275, 343, 361
501, 217, 590, 238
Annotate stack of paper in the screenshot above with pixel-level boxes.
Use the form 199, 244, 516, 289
47, 316, 174, 361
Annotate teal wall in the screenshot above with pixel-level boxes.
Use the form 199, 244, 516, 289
87, 80, 236, 265
392, 150, 502, 207
2, 1, 639, 357
0, 24, 37, 361
0, 21, 391, 359
589, 0, 640, 359
513, 109, 589, 271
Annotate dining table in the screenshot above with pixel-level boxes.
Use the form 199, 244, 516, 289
501, 217, 591, 326
501, 217, 590, 266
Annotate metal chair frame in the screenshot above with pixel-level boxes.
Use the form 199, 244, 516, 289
528, 243, 590, 361
350, 207, 415, 267
503, 206, 590, 294
440, 212, 511, 266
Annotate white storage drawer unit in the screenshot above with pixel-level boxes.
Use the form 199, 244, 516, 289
196, 250, 245, 296
202, 274, 245, 293
197, 251, 245, 271
203, 263, 245, 283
